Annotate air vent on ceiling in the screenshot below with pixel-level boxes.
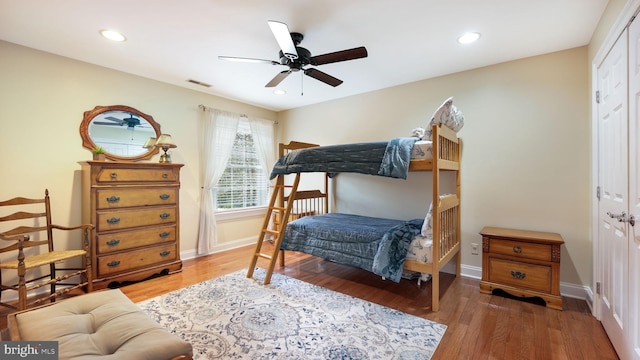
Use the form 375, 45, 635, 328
187, 79, 212, 88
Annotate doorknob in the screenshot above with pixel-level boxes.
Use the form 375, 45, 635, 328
607, 211, 636, 226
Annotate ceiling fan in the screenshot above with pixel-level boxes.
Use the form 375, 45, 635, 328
219, 20, 368, 88
94, 113, 141, 129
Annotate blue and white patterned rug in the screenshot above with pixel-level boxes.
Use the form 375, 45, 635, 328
137, 268, 446, 359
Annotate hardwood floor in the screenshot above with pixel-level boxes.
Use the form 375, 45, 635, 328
2, 245, 618, 359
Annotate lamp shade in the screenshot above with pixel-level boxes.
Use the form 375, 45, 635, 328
155, 134, 177, 148
142, 137, 157, 149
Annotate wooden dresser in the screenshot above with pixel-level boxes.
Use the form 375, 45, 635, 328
80, 161, 184, 290
479, 226, 564, 310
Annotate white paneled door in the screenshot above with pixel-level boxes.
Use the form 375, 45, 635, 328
598, 28, 629, 359
628, 14, 640, 360
597, 14, 640, 360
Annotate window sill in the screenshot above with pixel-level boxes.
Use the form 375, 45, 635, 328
215, 207, 267, 221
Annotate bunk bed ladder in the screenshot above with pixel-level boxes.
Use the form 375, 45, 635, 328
247, 173, 301, 285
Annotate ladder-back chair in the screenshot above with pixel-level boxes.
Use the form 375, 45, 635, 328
0, 189, 93, 310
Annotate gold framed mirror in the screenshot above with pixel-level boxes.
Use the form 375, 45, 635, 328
80, 105, 161, 161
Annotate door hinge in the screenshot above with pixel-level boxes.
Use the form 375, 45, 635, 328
596, 90, 600, 104
597, 186, 601, 200
596, 282, 601, 295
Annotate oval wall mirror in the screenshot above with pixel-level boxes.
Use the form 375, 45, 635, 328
80, 105, 161, 161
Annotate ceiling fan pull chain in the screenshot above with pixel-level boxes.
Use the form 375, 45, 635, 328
301, 72, 304, 96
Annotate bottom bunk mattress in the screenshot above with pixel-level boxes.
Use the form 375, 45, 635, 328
280, 213, 430, 282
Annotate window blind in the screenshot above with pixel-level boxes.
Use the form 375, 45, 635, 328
215, 119, 270, 210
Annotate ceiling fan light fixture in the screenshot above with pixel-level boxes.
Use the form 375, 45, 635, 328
457, 32, 480, 44
100, 29, 127, 42
273, 89, 286, 95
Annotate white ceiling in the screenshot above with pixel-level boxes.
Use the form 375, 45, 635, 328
0, 0, 608, 112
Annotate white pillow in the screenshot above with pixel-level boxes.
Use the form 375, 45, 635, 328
421, 201, 433, 237
425, 97, 464, 140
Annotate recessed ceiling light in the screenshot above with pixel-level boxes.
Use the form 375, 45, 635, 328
100, 29, 127, 42
457, 32, 480, 44
273, 89, 286, 95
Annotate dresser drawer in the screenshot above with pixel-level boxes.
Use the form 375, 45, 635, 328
95, 167, 178, 183
97, 207, 176, 232
96, 225, 176, 254
96, 188, 177, 209
488, 257, 551, 293
490, 238, 552, 262
97, 244, 177, 276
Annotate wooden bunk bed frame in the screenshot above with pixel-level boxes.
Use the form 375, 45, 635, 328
248, 124, 461, 312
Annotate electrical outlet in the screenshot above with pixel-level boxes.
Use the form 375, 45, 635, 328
471, 243, 479, 255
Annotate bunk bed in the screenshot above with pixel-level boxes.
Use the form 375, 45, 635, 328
248, 124, 461, 312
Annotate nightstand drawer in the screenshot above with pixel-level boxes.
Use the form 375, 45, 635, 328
96, 188, 177, 209
490, 238, 552, 262
97, 244, 177, 276
95, 167, 178, 183
96, 225, 176, 254
488, 257, 551, 293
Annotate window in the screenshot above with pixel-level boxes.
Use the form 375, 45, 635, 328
214, 119, 270, 211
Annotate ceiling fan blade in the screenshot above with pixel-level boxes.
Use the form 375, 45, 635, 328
218, 56, 280, 65
268, 20, 298, 60
94, 122, 121, 126
265, 70, 292, 87
304, 68, 343, 87
310, 46, 368, 66
104, 116, 124, 123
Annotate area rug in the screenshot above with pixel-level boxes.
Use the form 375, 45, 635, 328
137, 268, 446, 359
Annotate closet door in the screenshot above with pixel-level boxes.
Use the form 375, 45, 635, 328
597, 29, 629, 359
628, 15, 640, 360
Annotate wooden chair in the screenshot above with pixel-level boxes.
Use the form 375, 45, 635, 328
0, 189, 93, 311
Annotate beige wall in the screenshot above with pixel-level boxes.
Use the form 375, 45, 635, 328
0, 40, 275, 258
588, 0, 628, 62
279, 47, 591, 287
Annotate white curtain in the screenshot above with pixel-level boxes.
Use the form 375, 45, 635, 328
197, 109, 240, 255
248, 117, 276, 181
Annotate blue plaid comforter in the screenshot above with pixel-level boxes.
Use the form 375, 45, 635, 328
281, 213, 423, 282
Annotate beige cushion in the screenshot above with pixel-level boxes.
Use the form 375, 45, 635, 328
15, 289, 192, 360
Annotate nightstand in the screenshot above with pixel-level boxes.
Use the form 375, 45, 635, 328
479, 226, 564, 310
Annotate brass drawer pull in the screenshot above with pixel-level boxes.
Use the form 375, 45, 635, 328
160, 250, 171, 257
162, 173, 169, 179
160, 213, 171, 219
160, 194, 171, 200
106, 196, 120, 203
106, 239, 120, 247
511, 271, 526, 280
106, 217, 120, 224
159, 231, 170, 238
107, 260, 121, 267
513, 245, 522, 254
110, 172, 118, 179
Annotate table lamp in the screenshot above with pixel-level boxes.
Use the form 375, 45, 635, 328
155, 134, 177, 163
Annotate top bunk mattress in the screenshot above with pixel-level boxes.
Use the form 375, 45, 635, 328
411, 140, 433, 160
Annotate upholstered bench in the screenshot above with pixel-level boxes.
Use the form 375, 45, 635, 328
8, 289, 192, 360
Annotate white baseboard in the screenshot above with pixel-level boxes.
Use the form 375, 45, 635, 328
181, 236, 258, 261
460, 264, 482, 279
